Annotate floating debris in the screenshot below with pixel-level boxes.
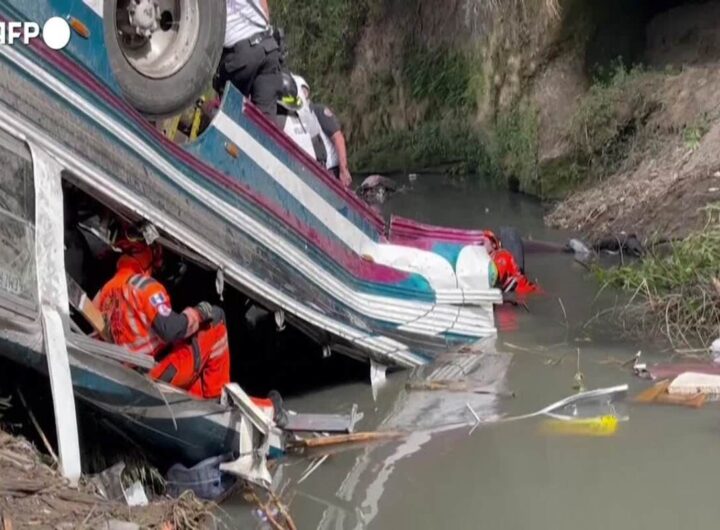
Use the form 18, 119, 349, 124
466, 385, 628, 429
668, 372, 720, 396
541, 415, 619, 437
633, 380, 706, 408
288, 432, 406, 452
406, 380, 515, 397
573, 348, 586, 391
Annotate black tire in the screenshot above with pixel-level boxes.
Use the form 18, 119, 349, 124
103, 0, 226, 118
498, 226, 525, 273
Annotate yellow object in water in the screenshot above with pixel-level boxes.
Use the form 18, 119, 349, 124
541, 415, 619, 437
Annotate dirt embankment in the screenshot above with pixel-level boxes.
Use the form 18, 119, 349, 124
547, 1, 720, 241
277, 0, 720, 239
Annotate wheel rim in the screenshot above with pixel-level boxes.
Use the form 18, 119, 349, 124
115, 0, 201, 79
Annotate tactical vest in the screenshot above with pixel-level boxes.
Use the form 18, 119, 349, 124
318, 127, 339, 170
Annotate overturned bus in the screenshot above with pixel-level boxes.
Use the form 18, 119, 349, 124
0, 0, 503, 484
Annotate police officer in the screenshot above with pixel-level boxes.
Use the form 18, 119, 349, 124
295, 76, 353, 188
218, 0, 282, 118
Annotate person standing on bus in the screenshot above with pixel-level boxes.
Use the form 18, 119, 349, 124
218, 0, 282, 118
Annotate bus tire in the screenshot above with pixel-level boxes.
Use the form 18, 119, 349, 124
103, 0, 226, 118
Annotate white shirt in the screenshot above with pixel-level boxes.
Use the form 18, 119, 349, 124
224, 0, 269, 48
294, 76, 339, 169
281, 114, 316, 160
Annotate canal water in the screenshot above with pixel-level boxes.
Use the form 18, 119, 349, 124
224, 176, 720, 529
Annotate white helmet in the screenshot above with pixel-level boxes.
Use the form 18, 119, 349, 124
293, 74, 310, 103
293, 74, 310, 92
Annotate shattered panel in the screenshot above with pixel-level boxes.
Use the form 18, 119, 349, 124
0, 140, 36, 307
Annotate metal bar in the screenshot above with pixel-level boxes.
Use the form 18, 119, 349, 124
31, 144, 81, 484
67, 333, 156, 371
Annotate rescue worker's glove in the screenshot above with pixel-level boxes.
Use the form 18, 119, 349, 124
195, 302, 225, 325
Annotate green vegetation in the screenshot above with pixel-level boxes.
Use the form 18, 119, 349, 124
269, 0, 661, 195
596, 206, 720, 346
492, 104, 540, 192
402, 39, 474, 110
351, 116, 494, 176
534, 64, 663, 197
683, 114, 711, 151
270, 0, 381, 104
567, 64, 658, 183
271, 0, 492, 176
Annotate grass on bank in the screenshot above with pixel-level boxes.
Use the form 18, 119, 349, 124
596, 206, 720, 347
270, 0, 668, 194
567, 65, 659, 180
493, 104, 540, 192
350, 116, 495, 175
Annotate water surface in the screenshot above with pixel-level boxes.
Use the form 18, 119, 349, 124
225, 176, 718, 529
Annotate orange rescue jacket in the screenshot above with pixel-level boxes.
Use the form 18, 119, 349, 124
94, 258, 174, 358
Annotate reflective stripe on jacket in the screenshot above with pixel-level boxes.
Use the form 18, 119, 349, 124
95, 267, 171, 358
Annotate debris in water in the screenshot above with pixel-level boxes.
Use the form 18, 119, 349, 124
540, 415, 619, 437
633, 380, 706, 408
637, 361, 720, 380
573, 348, 586, 391
567, 238, 591, 257
597, 351, 641, 370
297, 455, 329, 484
245, 484, 298, 530
494, 385, 628, 424
465, 403, 481, 425
288, 432, 406, 451
668, 372, 720, 395
406, 380, 515, 397
358, 175, 400, 205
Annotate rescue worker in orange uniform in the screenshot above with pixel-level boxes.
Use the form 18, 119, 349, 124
481, 230, 540, 297
94, 227, 230, 400
493, 248, 539, 296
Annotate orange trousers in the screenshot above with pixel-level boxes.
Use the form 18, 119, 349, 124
150, 322, 230, 399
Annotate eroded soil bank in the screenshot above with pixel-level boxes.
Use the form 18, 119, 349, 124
547, 1, 720, 241
274, 0, 720, 241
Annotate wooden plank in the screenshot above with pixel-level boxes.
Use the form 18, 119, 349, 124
66, 274, 109, 340
633, 380, 706, 408
289, 432, 405, 450
633, 380, 671, 403
655, 392, 706, 408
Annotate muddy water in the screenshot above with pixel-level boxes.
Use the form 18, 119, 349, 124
224, 177, 720, 529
